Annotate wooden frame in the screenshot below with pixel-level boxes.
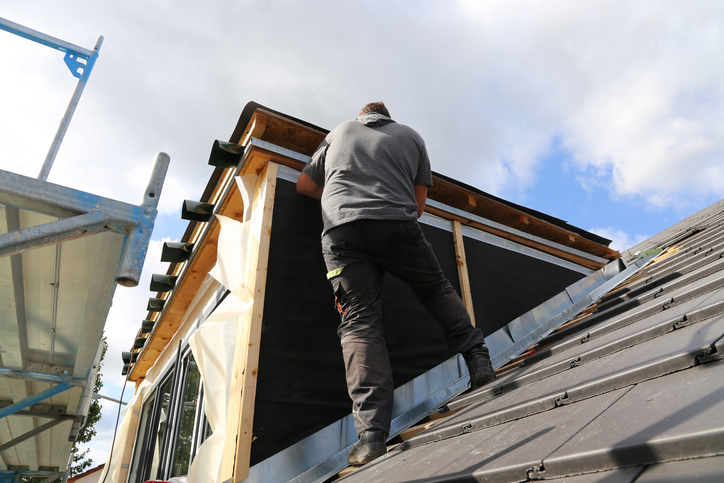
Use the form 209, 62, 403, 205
452, 220, 476, 327
220, 162, 278, 483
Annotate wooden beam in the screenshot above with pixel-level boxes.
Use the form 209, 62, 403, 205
428, 176, 620, 261
465, 194, 477, 212
221, 162, 278, 483
425, 205, 607, 271
452, 221, 476, 327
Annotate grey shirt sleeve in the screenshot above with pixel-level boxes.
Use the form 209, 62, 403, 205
414, 138, 433, 187
303, 138, 329, 186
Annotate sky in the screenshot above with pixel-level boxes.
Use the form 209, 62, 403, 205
1, 0, 723, 469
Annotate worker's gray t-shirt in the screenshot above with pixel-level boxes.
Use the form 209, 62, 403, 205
303, 113, 433, 234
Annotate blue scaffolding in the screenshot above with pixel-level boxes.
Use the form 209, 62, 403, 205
0, 16, 169, 483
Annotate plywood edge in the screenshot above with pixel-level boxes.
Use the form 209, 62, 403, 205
241, 109, 326, 157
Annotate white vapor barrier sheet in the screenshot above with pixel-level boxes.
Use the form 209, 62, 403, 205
99, 363, 157, 483
189, 176, 261, 482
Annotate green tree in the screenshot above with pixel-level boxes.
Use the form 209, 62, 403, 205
69, 336, 108, 477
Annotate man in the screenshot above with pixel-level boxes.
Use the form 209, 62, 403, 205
297, 102, 494, 466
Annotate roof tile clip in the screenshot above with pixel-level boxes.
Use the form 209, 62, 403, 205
461, 423, 473, 434
580, 333, 591, 344
569, 357, 582, 368
672, 315, 690, 330
662, 298, 675, 310
493, 386, 505, 396
704, 248, 714, 257
527, 463, 546, 480
696, 338, 724, 365
652, 287, 665, 298
554, 392, 571, 407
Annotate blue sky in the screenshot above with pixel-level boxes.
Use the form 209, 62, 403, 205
1, 0, 723, 469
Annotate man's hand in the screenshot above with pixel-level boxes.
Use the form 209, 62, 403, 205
297, 172, 324, 200
414, 185, 427, 218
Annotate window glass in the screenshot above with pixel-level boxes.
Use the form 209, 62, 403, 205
149, 376, 174, 479
132, 394, 156, 483
169, 355, 202, 477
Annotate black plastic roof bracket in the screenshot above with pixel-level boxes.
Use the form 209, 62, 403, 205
662, 298, 676, 310
554, 392, 571, 407
672, 315, 690, 330
527, 463, 545, 480
696, 334, 724, 364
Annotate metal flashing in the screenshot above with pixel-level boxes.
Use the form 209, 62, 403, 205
490, 254, 654, 369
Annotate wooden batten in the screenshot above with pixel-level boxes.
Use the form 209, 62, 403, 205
452, 220, 476, 327
220, 162, 278, 483
425, 205, 609, 271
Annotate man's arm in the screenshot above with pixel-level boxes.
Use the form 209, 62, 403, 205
414, 185, 427, 218
297, 172, 324, 200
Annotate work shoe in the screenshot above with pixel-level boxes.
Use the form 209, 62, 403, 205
465, 345, 496, 390
348, 429, 387, 466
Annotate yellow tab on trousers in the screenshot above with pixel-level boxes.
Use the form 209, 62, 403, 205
326, 267, 344, 279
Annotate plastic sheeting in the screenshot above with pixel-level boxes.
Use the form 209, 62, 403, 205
101, 173, 259, 483
188, 215, 254, 482
188, 173, 261, 482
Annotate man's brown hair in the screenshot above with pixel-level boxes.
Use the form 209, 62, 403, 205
360, 102, 391, 118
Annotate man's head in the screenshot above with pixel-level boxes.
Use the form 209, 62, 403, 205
360, 102, 390, 118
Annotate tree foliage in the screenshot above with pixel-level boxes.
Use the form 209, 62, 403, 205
69, 336, 108, 477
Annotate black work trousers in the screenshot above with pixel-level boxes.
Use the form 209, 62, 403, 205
321, 219, 487, 436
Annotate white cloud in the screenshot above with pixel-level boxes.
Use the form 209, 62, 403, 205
589, 226, 649, 251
